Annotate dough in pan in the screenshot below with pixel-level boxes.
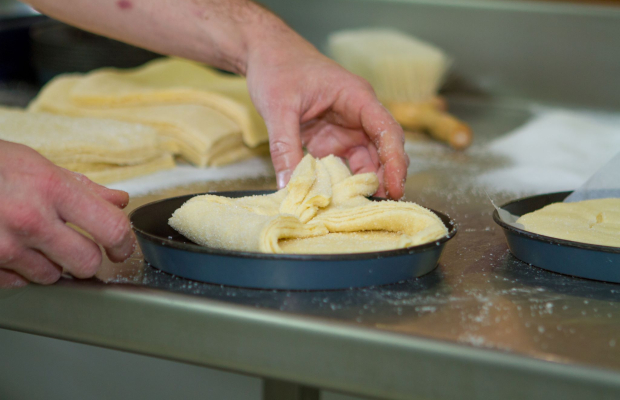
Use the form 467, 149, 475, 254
517, 199, 620, 247
169, 154, 448, 254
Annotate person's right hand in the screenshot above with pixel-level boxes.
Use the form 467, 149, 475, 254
0, 140, 136, 288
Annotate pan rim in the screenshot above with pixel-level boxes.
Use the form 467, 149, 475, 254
129, 190, 458, 261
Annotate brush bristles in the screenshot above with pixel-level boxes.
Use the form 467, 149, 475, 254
328, 29, 452, 103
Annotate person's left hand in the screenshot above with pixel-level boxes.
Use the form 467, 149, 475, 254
246, 41, 408, 199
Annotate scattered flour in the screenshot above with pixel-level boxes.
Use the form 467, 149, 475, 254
107, 157, 273, 196
478, 111, 620, 194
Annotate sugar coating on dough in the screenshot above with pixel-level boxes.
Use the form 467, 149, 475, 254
517, 198, 620, 247
0, 107, 163, 165
169, 154, 448, 254
68, 58, 268, 148
28, 73, 264, 167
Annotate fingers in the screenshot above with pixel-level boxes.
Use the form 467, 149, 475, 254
62, 169, 129, 209
0, 269, 28, 288
360, 102, 408, 199
2, 248, 62, 285
54, 183, 136, 263
346, 144, 381, 176
265, 109, 304, 189
32, 223, 103, 279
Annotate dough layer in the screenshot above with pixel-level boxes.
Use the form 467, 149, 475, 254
517, 199, 620, 247
0, 107, 174, 184
169, 155, 448, 254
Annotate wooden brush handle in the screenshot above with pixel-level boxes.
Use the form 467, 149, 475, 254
388, 101, 473, 150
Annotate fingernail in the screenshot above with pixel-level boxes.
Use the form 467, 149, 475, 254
276, 170, 291, 189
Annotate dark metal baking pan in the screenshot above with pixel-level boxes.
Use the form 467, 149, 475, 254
130, 191, 457, 290
493, 191, 620, 283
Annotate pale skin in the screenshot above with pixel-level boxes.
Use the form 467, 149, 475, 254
0, 0, 408, 287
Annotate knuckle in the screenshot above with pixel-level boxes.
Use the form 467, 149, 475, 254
38, 170, 66, 200
74, 247, 102, 278
8, 206, 45, 236
0, 241, 21, 265
269, 139, 295, 160
352, 76, 376, 95
105, 213, 131, 248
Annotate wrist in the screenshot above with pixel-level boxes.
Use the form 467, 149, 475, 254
238, 5, 318, 76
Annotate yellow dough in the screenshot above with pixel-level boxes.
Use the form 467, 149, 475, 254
169, 154, 448, 254
517, 199, 620, 247
0, 107, 174, 183
29, 74, 263, 166
68, 58, 268, 148
0, 107, 166, 165
57, 153, 176, 185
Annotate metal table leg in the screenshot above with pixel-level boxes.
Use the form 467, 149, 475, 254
263, 378, 320, 400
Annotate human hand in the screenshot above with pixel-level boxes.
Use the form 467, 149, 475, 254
246, 41, 408, 199
0, 140, 136, 288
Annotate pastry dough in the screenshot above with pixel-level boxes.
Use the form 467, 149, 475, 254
57, 153, 175, 185
0, 107, 174, 184
169, 154, 448, 254
0, 107, 165, 165
517, 199, 620, 247
29, 74, 262, 166
68, 58, 268, 148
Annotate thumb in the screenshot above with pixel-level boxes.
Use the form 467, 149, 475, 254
264, 109, 304, 189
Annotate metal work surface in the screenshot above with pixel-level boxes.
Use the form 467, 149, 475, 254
2, 98, 620, 400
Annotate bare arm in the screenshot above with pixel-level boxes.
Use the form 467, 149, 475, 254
25, 0, 304, 76
26, 0, 408, 197
1, 0, 408, 287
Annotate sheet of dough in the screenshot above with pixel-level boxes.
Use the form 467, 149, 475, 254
29, 75, 258, 167
169, 154, 448, 254
68, 58, 268, 148
58, 153, 176, 185
0, 107, 164, 165
517, 199, 620, 247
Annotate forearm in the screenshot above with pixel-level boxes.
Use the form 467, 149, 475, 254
25, 0, 314, 75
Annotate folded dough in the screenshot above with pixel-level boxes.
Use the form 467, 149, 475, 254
169, 154, 448, 254
0, 107, 175, 184
57, 153, 176, 185
517, 199, 620, 247
29, 74, 264, 166
68, 58, 268, 148
0, 107, 165, 165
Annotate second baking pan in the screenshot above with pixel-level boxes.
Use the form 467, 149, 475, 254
493, 191, 620, 283
130, 191, 457, 290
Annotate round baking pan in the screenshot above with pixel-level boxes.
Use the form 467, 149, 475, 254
130, 191, 457, 290
493, 191, 620, 283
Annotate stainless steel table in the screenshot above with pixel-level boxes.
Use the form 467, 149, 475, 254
2, 97, 620, 400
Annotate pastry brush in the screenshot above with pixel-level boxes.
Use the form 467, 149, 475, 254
328, 28, 472, 149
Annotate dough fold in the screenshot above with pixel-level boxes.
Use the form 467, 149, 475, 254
28, 58, 269, 167
0, 107, 174, 184
169, 154, 448, 254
